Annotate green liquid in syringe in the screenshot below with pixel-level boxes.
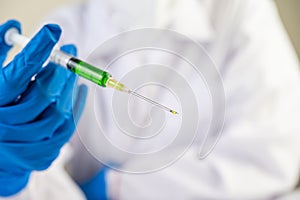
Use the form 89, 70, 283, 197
67, 57, 111, 87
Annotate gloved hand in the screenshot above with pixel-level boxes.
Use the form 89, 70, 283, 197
0, 20, 87, 196
79, 168, 108, 200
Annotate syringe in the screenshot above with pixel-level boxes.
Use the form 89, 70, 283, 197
4, 28, 178, 115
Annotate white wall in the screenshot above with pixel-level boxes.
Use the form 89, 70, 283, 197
0, 0, 84, 35
0, 0, 85, 61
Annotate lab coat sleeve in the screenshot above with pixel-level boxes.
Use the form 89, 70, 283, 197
106, 0, 300, 199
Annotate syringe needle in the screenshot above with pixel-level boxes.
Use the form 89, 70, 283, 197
128, 90, 178, 115
106, 79, 178, 115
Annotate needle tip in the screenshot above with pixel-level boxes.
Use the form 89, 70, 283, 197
170, 110, 179, 115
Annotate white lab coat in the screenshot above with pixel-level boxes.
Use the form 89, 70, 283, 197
2, 0, 300, 199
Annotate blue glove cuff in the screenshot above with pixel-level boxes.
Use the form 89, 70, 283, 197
79, 168, 108, 200
0, 171, 30, 197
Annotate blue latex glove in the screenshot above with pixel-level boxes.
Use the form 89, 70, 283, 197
79, 168, 108, 200
0, 20, 87, 196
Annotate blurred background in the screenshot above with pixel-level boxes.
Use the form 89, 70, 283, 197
0, 0, 299, 59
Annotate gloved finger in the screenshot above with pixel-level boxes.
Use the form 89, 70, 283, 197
60, 44, 77, 57
0, 81, 53, 125
0, 62, 69, 125
0, 116, 75, 171
73, 84, 88, 124
35, 43, 77, 101
0, 44, 77, 125
3, 24, 61, 90
0, 20, 21, 65
36, 62, 76, 117
34, 62, 70, 100
27, 44, 77, 120
36, 116, 75, 170
56, 74, 77, 117
0, 170, 30, 197
5, 43, 78, 124
0, 103, 65, 142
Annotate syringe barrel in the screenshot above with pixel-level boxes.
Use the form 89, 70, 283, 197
66, 57, 112, 87
4, 28, 29, 46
